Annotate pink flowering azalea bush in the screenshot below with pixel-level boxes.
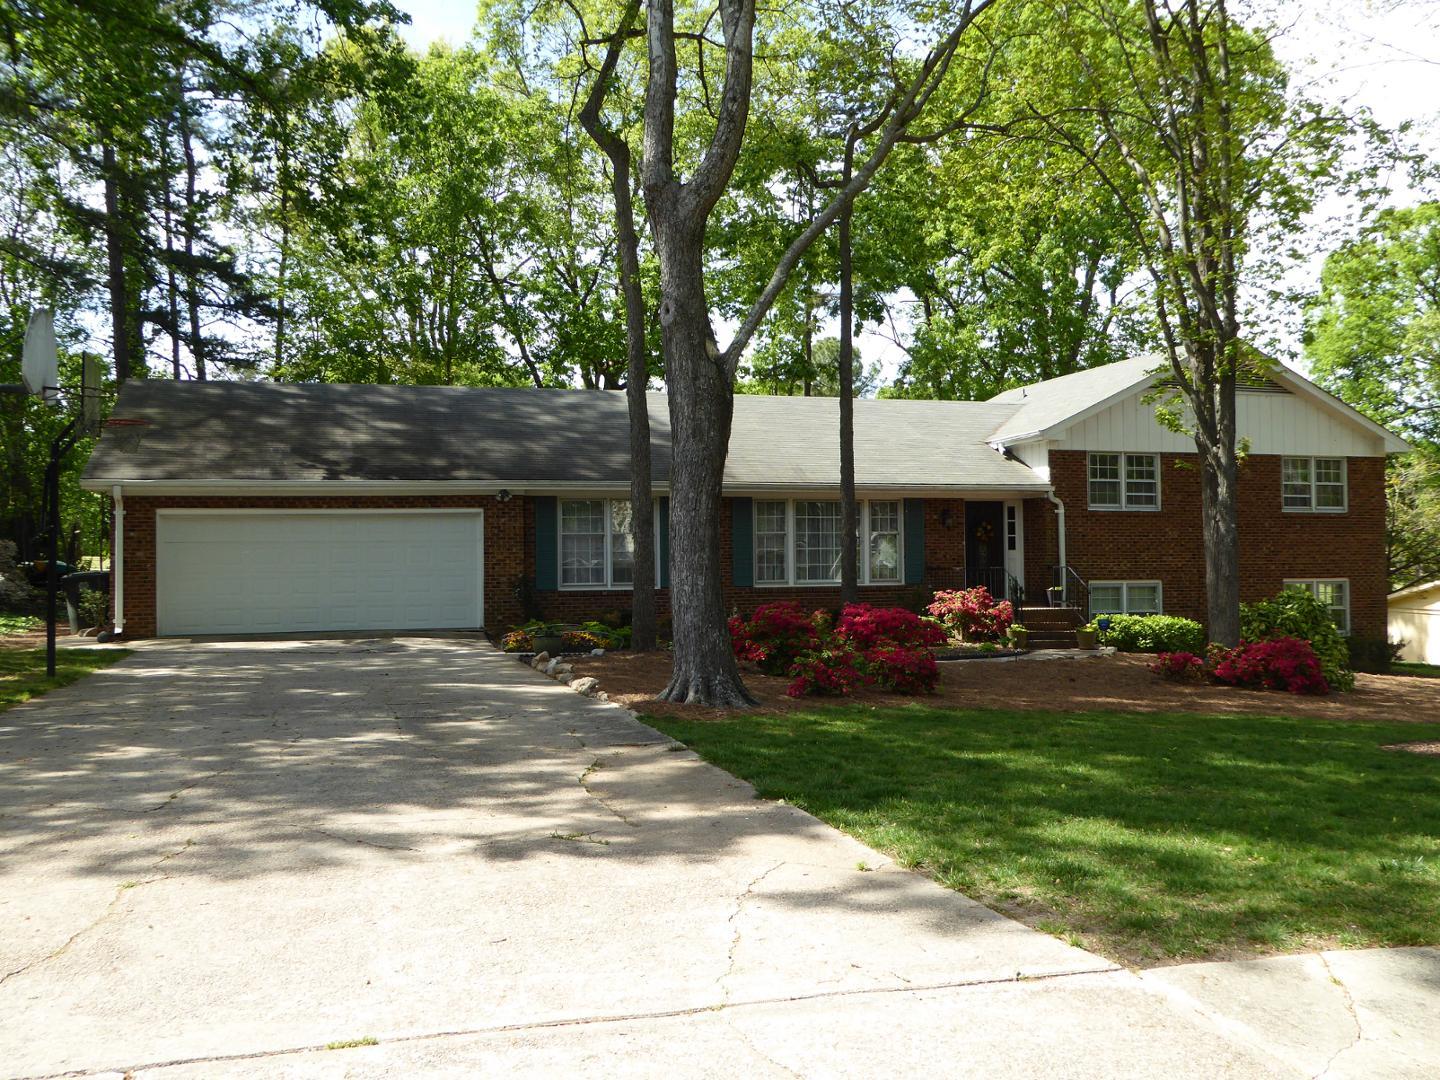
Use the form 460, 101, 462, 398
926, 587, 1014, 642
1209, 637, 1330, 695
729, 602, 943, 698
786, 643, 870, 698
836, 603, 947, 650
863, 645, 940, 694
728, 601, 822, 675
1148, 637, 1330, 695
1149, 651, 1205, 680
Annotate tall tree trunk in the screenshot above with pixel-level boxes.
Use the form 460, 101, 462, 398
838, 139, 859, 605
102, 144, 134, 384
655, 230, 754, 706
177, 81, 206, 380
576, 0, 656, 651
1199, 368, 1241, 645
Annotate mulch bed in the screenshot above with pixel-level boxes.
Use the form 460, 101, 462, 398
568, 650, 1440, 724
1384, 741, 1440, 756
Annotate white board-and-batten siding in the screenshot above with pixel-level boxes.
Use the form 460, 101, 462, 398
1046, 388, 1388, 457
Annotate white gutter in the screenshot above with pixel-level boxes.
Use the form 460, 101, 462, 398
111, 485, 124, 635
1046, 489, 1067, 575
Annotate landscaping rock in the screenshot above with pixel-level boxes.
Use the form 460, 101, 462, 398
552, 663, 573, 677
590, 648, 605, 656
569, 676, 600, 696
532, 651, 550, 668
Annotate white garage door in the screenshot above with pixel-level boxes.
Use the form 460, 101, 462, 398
156, 510, 484, 636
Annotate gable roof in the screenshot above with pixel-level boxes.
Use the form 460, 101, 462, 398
1389, 580, 1440, 604
988, 354, 1411, 453
81, 380, 1048, 492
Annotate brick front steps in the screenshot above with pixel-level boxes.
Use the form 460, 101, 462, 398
1019, 605, 1085, 649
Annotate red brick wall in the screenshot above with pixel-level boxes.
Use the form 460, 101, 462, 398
533, 497, 968, 625
115, 494, 970, 638
1033, 451, 1388, 638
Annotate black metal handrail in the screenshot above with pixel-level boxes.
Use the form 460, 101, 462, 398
1048, 564, 1090, 611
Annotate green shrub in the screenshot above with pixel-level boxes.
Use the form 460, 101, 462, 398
1346, 635, 1401, 675
1240, 589, 1354, 691
1095, 614, 1206, 654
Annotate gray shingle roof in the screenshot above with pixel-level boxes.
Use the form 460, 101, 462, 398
81, 380, 1048, 492
988, 355, 1165, 444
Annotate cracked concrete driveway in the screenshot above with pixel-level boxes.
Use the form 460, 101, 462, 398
2, 637, 1302, 1078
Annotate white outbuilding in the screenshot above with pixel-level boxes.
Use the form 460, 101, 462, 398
1389, 581, 1440, 665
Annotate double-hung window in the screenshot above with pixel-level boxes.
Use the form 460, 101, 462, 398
559, 498, 642, 589
1088, 452, 1160, 510
1284, 578, 1350, 634
1089, 580, 1163, 619
754, 499, 903, 586
1282, 457, 1347, 512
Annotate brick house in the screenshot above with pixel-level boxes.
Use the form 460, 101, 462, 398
81, 357, 1406, 642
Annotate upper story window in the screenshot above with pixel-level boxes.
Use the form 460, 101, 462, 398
1282, 457, 1347, 512
1089, 580, 1163, 619
1088, 452, 1160, 510
1284, 578, 1350, 635
755, 499, 902, 586
560, 498, 639, 589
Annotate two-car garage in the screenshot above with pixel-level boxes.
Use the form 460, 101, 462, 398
154, 510, 484, 636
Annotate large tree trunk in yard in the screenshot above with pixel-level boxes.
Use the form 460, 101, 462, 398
1199, 368, 1241, 646
837, 143, 859, 606
655, 234, 756, 706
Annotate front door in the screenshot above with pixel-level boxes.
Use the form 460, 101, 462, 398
964, 501, 1007, 597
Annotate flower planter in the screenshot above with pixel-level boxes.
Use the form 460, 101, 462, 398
532, 634, 565, 655
1008, 627, 1028, 650
1075, 627, 1098, 650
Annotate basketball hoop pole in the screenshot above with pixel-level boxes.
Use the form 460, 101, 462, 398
43, 415, 81, 677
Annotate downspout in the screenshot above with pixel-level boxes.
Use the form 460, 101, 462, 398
111, 485, 125, 636
1046, 489, 1067, 595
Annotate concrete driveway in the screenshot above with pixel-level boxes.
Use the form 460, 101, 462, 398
1, 637, 1299, 1078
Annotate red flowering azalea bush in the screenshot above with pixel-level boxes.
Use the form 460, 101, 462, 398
927, 587, 1014, 642
786, 643, 870, 698
836, 604, 947, 650
864, 645, 940, 694
1150, 651, 1205, 680
1210, 637, 1330, 695
729, 601, 823, 675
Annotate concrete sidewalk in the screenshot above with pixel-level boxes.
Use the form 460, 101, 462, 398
0, 637, 1375, 1077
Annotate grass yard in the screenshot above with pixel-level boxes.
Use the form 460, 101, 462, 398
0, 647, 130, 712
649, 704, 1440, 966
0, 613, 41, 635
1393, 661, 1440, 679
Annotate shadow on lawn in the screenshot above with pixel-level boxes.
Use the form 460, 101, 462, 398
650, 705, 1440, 960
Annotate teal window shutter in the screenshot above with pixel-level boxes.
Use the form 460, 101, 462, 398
731, 498, 753, 588
658, 497, 670, 588
903, 499, 925, 585
534, 496, 558, 590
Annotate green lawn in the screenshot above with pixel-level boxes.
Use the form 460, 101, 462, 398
0, 647, 130, 711
0, 613, 41, 635
1393, 661, 1440, 679
649, 704, 1440, 965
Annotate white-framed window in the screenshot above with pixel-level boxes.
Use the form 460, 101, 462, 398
1284, 578, 1351, 635
1089, 580, 1163, 618
1282, 456, 1347, 512
1088, 452, 1161, 510
1006, 504, 1018, 552
753, 499, 903, 586
559, 498, 652, 589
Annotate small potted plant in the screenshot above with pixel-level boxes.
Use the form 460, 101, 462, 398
531, 622, 566, 655
1007, 623, 1028, 650
1075, 622, 1099, 650
1046, 584, 1065, 607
